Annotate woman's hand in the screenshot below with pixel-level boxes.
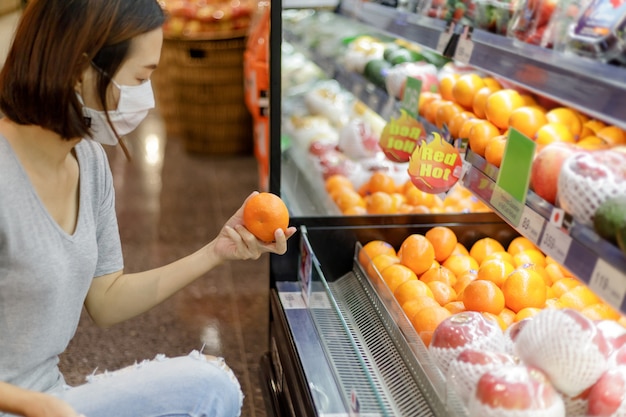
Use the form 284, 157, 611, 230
21, 392, 83, 417
212, 192, 297, 262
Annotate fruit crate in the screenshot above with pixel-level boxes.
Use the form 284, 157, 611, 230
275, 215, 517, 417
152, 32, 253, 154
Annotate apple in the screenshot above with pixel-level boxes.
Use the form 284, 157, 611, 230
338, 120, 381, 160
530, 142, 580, 205
587, 366, 626, 417
308, 140, 337, 158
446, 348, 517, 405
469, 364, 565, 416
514, 308, 611, 397
503, 318, 532, 355
429, 311, 505, 374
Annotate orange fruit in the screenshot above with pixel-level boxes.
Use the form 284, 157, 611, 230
359, 240, 396, 267
402, 295, 440, 320
343, 206, 367, 215
485, 89, 525, 129
581, 303, 621, 321
443, 254, 479, 278
452, 73, 486, 110
514, 307, 542, 322
410, 305, 452, 346
519, 263, 552, 286
482, 251, 515, 265
366, 192, 396, 214
596, 126, 626, 145
469, 237, 506, 265
427, 281, 458, 306
482, 77, 502, 90
418, 92, 442, 117
450, 242, 470, 257
435, 101, 464, 130
444, 300, 467, 314
381, 264, 418, 293
507, 236, 539, 256
545, 263, 566, 283
580, 119, 606, 138
462, 279, 506, 315
576, 136, 610, 150
472, 86, 499, 119
468, 120, 500, 157
483, 312, 507, 331
551, 277, 580, 298
453, 271, 478, 296
405, 187, 437, 207
484, 134, 507, 168
243, 192, 290, 242
499, 308, 516, 327
546, 107, 583, 137
334, 189, 366, 212
458, 118, 483, 140
559, 285, 600, 311
368, 171, 397, 194
512, 249, 546, 268
545, 256, 574, 277
325, 174, 354, 193
394, 279, 435, 306
399, 234, 436, 276
439, 73, 460, 101
448, 111, 476, 139
502, 268, 547, 313
477, 258, 515, 287
535, 122, 575, 145
425, 226, 458, 263
420, 266, 457, 287
424, 99, 448, 125
508, 106, 548, 139
367, 253, 400, 278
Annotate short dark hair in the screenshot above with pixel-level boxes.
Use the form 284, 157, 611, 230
0, 0, 165, 140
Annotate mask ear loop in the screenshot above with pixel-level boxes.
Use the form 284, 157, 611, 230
90, 61, 133, 162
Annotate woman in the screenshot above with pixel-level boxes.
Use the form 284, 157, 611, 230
0, 1, 295, 416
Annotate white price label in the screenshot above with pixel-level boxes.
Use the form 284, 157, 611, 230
436, 31, 453, 54
539, 223, 572, 265
455, 37, 474, 63
279, 292, 306, 309
589, 259, 626, 308
518, 206, 546, 244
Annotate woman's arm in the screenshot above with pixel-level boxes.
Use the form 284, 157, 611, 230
84, 193, 296, 327
0, 382, 82, 417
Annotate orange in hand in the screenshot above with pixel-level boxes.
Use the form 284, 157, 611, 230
243, 192, 289, 242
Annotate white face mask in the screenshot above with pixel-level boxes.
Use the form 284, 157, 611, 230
82, 79, 155, 145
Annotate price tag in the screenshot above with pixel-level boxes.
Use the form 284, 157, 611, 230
518, 206, 546, 244
539, 223, 572, 265
278, 292, 306, 309
455, 37, 474, 63
589, 259, 626, 308
436, 31, 453, 54
400, 77, 422, 119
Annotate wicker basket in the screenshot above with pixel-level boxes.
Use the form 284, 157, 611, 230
153, 32, 253, 154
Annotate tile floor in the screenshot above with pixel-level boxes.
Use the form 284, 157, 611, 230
1, 9, 270, 417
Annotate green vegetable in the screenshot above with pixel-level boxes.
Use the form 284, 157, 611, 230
593, 195, 626, 243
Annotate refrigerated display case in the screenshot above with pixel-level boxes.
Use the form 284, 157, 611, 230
260, 0, 626, 415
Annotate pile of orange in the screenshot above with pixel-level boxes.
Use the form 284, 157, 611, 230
325, 172, 491, 216
359, 228, 626, 346
419, 72, 626, 168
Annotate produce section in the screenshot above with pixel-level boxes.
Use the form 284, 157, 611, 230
264, 1, 626, 417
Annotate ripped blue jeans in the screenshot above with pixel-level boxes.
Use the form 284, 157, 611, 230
55, 351, 243, 417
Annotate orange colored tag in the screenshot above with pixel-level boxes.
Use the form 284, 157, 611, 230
379, 109, 427, 163
408, 132, 463, 194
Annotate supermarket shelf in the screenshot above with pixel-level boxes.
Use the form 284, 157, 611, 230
462, 149, 626, 314
339, 0, 626, 130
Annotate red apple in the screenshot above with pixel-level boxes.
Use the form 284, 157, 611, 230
530, 142, 580, 205
308, 140, 337, 158
503, 318, 532, 355
515, 308, 610, 397
429, 311, 505, 374
469, 364, 564, 415
447, 348, 517, 405
587, 366, 626, 417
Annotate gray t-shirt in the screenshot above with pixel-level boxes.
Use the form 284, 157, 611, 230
0, 135, 123, 395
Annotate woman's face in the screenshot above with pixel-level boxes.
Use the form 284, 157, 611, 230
80, 27, 163, 111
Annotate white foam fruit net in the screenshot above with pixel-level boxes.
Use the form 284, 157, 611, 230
557, 151, 626, 227
514, 309, 608, 397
